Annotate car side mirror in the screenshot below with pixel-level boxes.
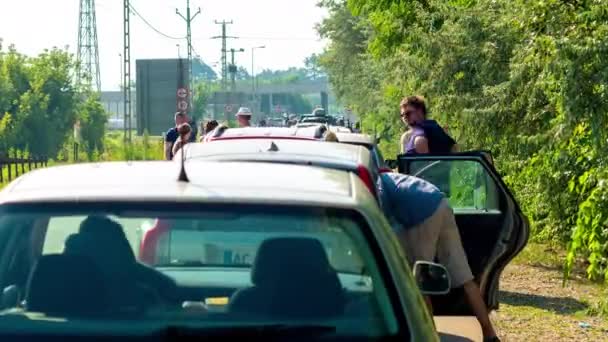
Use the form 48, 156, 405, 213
1, 285, 20, 309
413, 261, 450, 295
384, 159, 398, 170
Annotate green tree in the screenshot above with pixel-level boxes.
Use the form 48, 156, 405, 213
193, 81, 218, 119
79, 94, 108, 160
318, 0, 608, 283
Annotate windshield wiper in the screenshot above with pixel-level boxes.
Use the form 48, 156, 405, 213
162, 324, 336, 338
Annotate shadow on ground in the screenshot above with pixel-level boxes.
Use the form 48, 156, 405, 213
499, 290, 588, 314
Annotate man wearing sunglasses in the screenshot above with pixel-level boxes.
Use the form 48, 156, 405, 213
399, 96, 457, 155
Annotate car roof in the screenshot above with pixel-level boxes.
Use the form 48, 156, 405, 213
207, 126, 323, 141
182, 139, 371, 170
335, 133, 375, 147
0, 161, 373, 207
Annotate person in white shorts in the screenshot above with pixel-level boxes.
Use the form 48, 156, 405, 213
379, 172, 499, 342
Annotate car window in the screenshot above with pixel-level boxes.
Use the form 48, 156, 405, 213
0, 203, 399, 338
42, 216, 146, 256
408, 160, 501, 212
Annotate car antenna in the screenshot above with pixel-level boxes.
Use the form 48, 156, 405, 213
177, 142, 189, 183
267, 141, 279, 152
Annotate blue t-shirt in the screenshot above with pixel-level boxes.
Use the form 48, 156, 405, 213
165, 127, 179, 144
378, 173, 444, 231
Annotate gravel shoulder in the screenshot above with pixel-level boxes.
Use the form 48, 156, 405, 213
492, 243, 608, 341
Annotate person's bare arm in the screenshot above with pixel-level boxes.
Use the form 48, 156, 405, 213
164, 142, 172, 160
414, 136, 430, 154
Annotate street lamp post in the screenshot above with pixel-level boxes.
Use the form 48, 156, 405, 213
251, 45, 265, 115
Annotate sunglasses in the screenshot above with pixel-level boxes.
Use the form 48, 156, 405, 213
400, 110, 415, 118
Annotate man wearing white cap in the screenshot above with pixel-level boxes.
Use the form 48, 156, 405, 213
236, 107, 252, 127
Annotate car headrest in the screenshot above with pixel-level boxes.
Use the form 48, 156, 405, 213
251, 237, 334, 287
26, 254, 109, 317
63, 216, 136, 275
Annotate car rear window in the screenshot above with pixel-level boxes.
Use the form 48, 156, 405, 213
0, 203, 400, 338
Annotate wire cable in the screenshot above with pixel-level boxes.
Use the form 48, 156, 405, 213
129, 3, 186, 40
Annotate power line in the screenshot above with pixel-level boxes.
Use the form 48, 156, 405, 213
129, 3, 186, 40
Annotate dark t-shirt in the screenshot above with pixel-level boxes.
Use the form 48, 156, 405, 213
165, 127, 179, 159
165, 121, 197, 159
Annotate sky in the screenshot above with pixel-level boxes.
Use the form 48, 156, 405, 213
0, 0, 328, 90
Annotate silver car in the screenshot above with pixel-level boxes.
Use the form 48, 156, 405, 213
0, 160, 443, 341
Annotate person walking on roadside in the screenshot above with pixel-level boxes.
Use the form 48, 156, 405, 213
171, 123, 192, 159
236, 107, 253, 128
378, 172, 500, 342
164, 112, 187, 160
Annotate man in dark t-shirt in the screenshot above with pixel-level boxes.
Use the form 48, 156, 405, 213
164, 112, 186, 160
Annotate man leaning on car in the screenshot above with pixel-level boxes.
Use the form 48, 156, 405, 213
378, 172, 500, 342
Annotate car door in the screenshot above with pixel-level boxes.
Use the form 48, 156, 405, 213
398, 152, 529, 314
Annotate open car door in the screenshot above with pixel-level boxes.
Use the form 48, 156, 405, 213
398, 152, 529, 314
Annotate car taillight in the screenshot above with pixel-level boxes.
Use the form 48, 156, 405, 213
356, 165, 378, 199
139, 219, 170, 265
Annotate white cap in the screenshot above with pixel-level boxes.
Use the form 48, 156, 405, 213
236, 107, 252, 117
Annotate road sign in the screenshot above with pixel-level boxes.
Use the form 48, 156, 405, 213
177, 100, 188, 111
177, 87, 188, 98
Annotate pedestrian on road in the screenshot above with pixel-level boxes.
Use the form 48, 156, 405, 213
200, 120, 219, 142
378, 172, 499, 342
164, 112, 186, 160
236, 107, 253, 127
171, 123, 192, 159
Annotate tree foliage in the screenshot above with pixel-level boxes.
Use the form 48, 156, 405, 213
318, 0, 608, 282
0, 43, 107, 159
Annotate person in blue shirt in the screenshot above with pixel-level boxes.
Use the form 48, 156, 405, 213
164, 112, 197, 160
379, 172, 499, 342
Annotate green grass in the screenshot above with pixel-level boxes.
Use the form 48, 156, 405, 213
0, 131, 165, 190
492, 242, 608, 341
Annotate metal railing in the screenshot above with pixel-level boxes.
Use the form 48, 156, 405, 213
0, 151, 48, 183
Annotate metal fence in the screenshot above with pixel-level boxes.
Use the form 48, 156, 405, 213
0, 151, 48, 183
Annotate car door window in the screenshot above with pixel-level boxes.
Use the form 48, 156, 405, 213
407, 160, 500, 213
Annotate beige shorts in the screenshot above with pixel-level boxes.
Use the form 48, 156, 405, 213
398, 199, 474, 288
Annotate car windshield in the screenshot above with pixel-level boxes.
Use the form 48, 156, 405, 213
0, 202, 399, 338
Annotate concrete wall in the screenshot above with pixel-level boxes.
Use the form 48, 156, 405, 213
136, 59, 189, 136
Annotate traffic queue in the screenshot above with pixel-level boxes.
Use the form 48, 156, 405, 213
0, 99, 528, 342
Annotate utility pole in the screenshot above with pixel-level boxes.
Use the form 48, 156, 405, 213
176, 0, 200, 111
251, 46, 265, 114
229, 48, 244, 92
122, 0, 132, 142
118, 53, 123, 120
212, 20, 237, 90
77, 0, 101, 92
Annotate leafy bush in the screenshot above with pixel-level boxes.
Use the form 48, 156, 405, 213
0, 44, 107, 159
318, 0, 608, 283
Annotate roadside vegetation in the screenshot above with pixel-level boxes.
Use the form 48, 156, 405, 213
0, 43, 107, 160
316, 0, 608, 317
